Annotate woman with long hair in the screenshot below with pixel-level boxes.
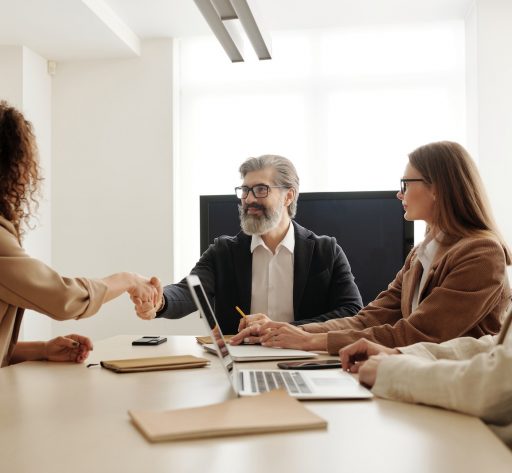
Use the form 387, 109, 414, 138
232, 141, 511, 354
0, 101, 158, 367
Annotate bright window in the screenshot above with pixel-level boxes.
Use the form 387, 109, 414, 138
174, 21, 465, 278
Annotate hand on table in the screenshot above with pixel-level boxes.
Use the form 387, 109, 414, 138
44, 334, 93, 363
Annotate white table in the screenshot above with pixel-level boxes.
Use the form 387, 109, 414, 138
1, 335, 511, 473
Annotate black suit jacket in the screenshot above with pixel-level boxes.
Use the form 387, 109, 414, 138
157, 221, 362, 334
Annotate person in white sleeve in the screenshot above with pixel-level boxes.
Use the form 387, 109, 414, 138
339, 307, 512, 448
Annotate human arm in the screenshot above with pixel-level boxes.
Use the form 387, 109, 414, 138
231, 259, 404, 351
338, 338, 400, 372
142, 244, 218, 320
398, 333, 497, 361
317, 238, 508, 354
0, 224, 157, 320
300, 257, 406, 335
371, 343, 512, 424
230, 320, 329, 350
101, 273, 158, 304
10, 334, 93, 364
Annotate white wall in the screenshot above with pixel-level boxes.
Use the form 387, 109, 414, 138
0, 46, 53, 341
0, 46, 23, 106
3, 3, 511, 343
51, 39, 204, 340
466, 0, 512, 277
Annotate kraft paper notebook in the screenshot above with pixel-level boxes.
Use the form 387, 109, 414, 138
100, 355, 209, 373
129, 389, 327, 442
196, 335, 235, 345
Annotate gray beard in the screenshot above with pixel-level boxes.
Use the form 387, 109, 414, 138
238, 201, 283, 235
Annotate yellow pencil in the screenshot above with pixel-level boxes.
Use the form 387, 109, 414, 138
235, 306, 247, 319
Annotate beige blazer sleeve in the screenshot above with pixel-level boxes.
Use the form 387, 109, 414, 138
398, 333, 497, 361
0, 223, 107, 321
372, 341, 512, 444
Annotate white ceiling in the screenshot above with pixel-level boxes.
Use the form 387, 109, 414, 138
0, 0, 473, 61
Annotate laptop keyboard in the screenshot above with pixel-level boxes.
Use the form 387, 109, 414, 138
245, 370, 312, 394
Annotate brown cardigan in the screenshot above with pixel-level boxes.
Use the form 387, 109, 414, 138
0, 216, 107, 367
303, 235, 511, 355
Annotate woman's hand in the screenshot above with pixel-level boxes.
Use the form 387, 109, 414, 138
339, 338, 399, 373
358, 355, 388, 389
231, 321, 327, 351
130, 276, 163, 320
127, 274, 160, 306
44, 334, 94, 363
258, 322, 327, 351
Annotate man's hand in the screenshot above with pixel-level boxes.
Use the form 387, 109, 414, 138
44, 334, 93, 363
131, 276, 163, 320
339, 338, 399, 373
238, 312, 272, 332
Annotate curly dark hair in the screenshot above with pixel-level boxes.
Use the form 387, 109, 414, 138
0, 101, 42, 237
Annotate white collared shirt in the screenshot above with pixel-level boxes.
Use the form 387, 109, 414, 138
411, 233, 440, 312
250, 223, 295, 323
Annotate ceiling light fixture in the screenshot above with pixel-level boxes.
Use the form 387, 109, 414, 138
193, 0, 271, 62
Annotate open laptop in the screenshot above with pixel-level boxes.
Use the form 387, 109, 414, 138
187, 274, 373, 400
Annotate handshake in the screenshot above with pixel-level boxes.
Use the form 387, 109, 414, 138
128, 275, 164, 320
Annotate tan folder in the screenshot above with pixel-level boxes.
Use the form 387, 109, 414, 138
195, 335, 235, 345
100, 355, 209, 373
129, 389, 327, 442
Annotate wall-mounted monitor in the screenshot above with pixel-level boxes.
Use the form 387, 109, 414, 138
200, 191, 414, 305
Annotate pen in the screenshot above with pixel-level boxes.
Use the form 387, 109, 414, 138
235, 306, 247, 319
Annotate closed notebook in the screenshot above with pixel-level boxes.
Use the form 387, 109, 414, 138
196, 335, 235, 345
129, 388, 327, 442
100, 355, 209, 373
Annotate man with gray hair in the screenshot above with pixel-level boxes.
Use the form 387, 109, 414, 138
134, 155, 362, 334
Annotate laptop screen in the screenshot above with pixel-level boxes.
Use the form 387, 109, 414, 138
188, 275, 235, 376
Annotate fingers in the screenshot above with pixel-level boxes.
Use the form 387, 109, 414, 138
129, 275, 158, 303
75, 346, 90, 363
132, 296, 157, 320
150, 276, 162, 307
238, 313, 267, 332
339, 338, 387, 372
63, 334, 92, 363
230, 325, 263, 345
136, 304, 157, 320
259, 323, 291, 343
339, 339, 369, 372
357, 357, 381, 389
67, 334, 93, 351
258, 321, 288, 332
55, 336, 81, 350
238, 318, 248, 332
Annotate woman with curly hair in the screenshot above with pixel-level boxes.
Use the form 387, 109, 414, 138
0, 101, 159, 368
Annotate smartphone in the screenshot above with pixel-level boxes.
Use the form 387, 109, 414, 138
132, 336, 167, 346
277, 359, 342, 370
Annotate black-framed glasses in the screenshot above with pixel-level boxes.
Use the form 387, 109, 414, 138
235, 184, 289, 199
400, 178, 426, 194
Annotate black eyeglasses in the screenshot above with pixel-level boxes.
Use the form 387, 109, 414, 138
235, 184, 289, 199
400, 178, 426, 194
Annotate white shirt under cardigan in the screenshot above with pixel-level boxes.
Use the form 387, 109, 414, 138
250, 222, 294, 323
411, 233, 440, 312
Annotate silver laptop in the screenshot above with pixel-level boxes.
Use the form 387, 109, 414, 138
187, 274, 373, 400
202, 343, 318, 362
